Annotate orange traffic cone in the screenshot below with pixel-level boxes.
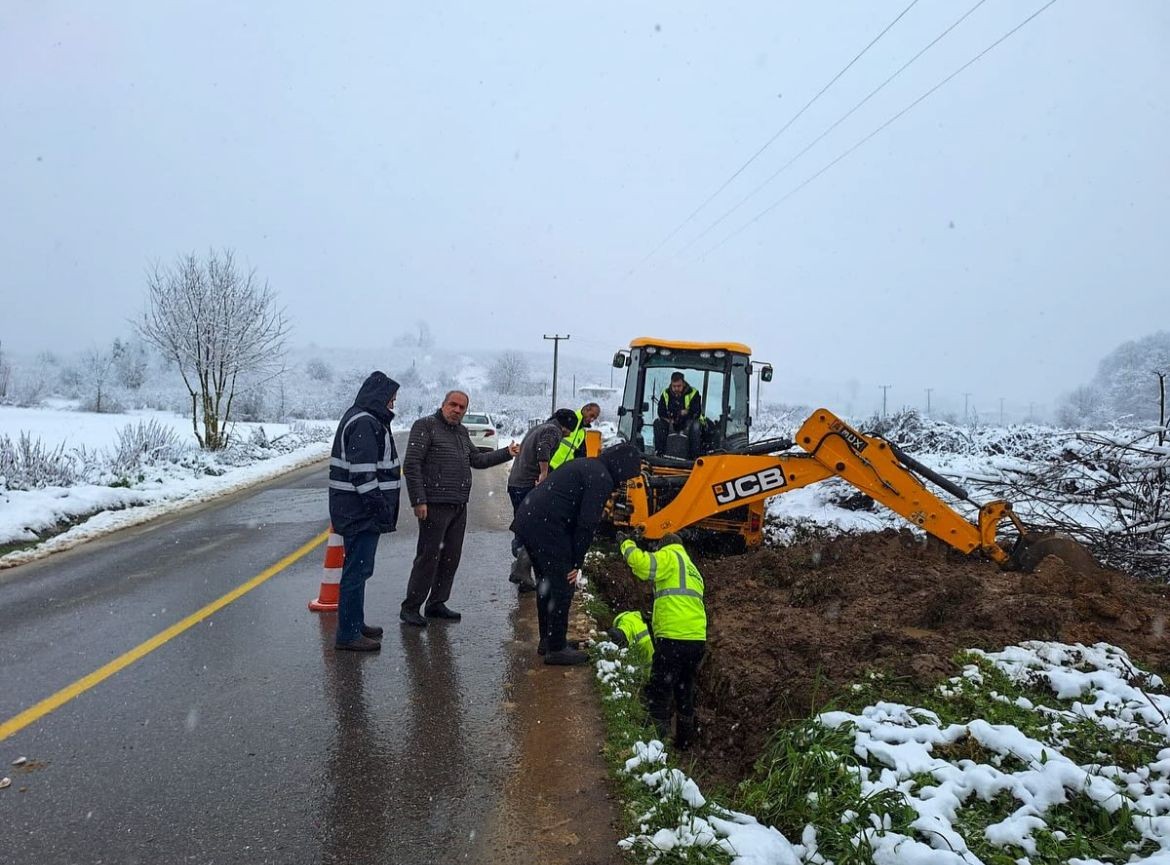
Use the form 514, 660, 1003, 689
309, 526, 343, 612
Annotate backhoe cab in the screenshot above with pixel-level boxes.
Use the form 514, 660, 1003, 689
612, 337, 771, 459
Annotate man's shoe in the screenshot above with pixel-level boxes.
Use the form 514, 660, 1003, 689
537, 638, 580, 656
399, 609, 427, 627
361, 624, 383, 639
335, 636, 382, 652
424, 604, 462, 621
543, 647, 589, 666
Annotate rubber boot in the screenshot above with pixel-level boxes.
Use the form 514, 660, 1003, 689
675, 714, 696, 751
650, 712, 672, 744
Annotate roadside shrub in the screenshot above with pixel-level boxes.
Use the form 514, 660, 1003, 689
109, 420, 186, 474
0, 433, 80, 489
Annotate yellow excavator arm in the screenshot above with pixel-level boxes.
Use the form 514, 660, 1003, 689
623, 408, 1050, 566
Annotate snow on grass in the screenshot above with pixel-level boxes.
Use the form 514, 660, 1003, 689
582, 576, 1170, 865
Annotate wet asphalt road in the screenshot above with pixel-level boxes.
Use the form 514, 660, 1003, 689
0, 450, 530, 864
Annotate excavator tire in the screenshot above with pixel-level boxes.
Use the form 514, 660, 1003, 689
1011, 533, 1098, 573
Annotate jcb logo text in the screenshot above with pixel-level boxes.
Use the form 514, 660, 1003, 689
713, 467, 787, 505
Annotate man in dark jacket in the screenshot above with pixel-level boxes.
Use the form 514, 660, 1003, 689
506, 408, 578, 592
400, 390, 519, 626
328, 371, 402, 652
511, 443, 643, 665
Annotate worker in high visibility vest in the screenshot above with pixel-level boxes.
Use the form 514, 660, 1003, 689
653, 372, 702, 458
617, 531, 706, 750
548, 403, 600, 470
607, 609, 654, 664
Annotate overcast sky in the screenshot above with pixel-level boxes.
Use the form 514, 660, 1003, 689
2, 1, 1167, 417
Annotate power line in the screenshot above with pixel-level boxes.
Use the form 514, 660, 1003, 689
698, 0, 1059, 260
679, 0, 991, 254
630, 0, 922, 272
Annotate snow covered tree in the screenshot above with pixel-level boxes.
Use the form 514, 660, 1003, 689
1056, 384, 1109, 428
112, 336, 149, 390
80, 346, 118, 413
305, 357, 333, 382
488, 352, 530, 394
138, 249, 288, 449
0, 339, 10, 400
398, 360, 423, 388
1091, 331, 1170, 422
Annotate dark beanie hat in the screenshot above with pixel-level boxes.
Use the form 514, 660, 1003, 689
553, 408, 578, 429
598, 442, 643, 483
660, 533, 683, 548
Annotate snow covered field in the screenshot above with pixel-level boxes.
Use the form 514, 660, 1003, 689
0, 402, 334, 567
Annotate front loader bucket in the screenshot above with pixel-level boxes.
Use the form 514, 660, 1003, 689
1009, 532, 1098, 573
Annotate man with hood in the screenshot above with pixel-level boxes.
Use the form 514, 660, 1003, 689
511, 442, 643, 665
328, 371, 402, 652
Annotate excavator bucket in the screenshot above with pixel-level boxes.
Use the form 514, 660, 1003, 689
1009, 532, 1098, 573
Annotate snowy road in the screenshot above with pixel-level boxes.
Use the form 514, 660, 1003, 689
0, 449, 618, 864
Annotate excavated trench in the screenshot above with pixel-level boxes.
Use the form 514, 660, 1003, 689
588, 528, 1170, 787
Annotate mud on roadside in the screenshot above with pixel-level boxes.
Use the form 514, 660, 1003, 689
588, 528, 1170, 788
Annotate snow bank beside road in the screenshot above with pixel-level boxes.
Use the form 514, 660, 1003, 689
0, 403, 332, 568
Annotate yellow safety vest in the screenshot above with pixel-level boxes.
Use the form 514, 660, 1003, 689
613, 610, 654, 663
661, 387, 705, 427
549, 410, 586, 470
619, 539, 706, 641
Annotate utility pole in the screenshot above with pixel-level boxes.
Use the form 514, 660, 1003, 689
879, 385, 891, 418
999, 397, 1005, 425
964, 392, 972, 420
925, 388, 933, 415
544, 334, 570, 415
1028, 401, 1035, 422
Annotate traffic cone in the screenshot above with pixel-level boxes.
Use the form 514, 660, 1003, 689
309, 526, 343, 612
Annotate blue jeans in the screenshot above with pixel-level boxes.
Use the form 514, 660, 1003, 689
337, 530, 379, 643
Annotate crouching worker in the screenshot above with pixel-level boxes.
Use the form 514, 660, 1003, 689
512, 443, 644, 665
607, 609, 654, 665
617, 532, 706, 749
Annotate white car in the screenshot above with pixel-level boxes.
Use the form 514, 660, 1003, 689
463, 412, 499, 452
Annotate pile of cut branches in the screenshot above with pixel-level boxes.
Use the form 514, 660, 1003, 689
976, 425, 1170, 580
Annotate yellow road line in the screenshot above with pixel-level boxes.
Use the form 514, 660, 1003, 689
0, 530, 329, 742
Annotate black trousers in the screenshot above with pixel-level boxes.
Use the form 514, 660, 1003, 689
525, 545, 574, 651
652, 417, 700, 457
645, 637, 706, 720
401, 503, 467, 613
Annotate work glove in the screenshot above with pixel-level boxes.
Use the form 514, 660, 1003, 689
615, 531, 632, 546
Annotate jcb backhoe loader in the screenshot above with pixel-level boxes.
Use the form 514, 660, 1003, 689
599, 337, 1091, 571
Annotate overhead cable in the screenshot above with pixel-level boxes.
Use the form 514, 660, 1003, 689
630, 0, 922, 273
698, 0, 1059, 261
679, 0, 991, 253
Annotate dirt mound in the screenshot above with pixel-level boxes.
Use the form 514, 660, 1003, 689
588, 528, 1170, 787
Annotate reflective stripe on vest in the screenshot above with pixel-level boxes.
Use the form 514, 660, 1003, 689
661, 386, 698, 412
549, 411, 585, 470
330, 413, 399, 493
653, 551, 702, 600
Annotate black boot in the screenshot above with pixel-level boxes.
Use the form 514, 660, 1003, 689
675, 714, 696, 751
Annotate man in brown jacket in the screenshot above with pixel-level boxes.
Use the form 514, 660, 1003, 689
400, 390, 518, 626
